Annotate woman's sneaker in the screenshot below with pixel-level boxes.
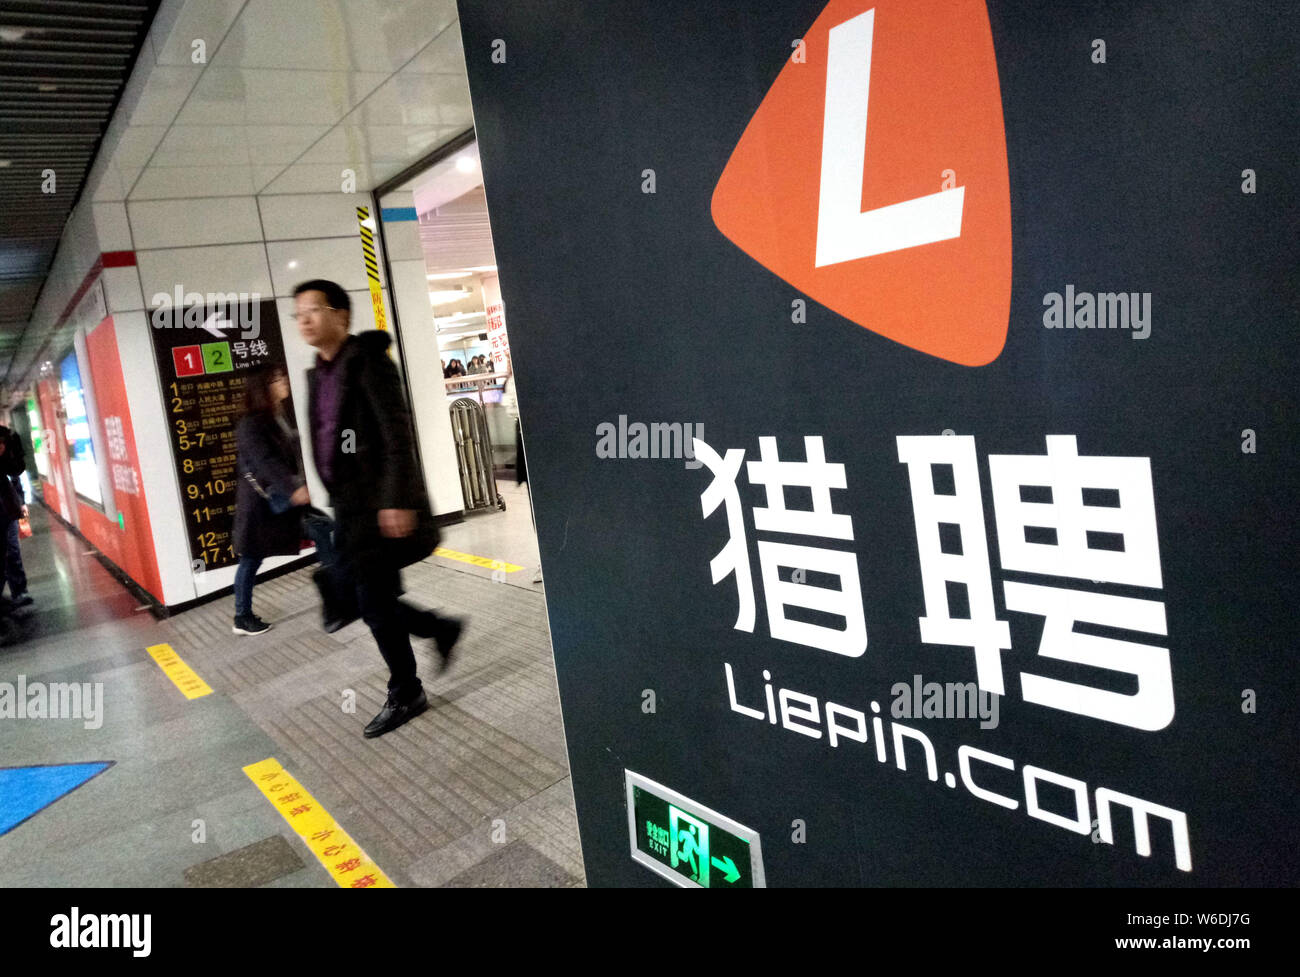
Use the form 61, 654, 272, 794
233, 614, 272, 635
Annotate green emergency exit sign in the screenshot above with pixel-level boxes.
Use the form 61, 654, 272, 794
625, 770, 765, 887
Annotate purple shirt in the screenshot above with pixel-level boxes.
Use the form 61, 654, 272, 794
312, 352, 344, 486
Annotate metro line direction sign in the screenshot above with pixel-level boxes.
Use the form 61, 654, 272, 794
626, 770, 764, 888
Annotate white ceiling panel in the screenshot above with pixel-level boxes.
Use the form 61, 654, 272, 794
120, 65, 205, 127
130, 163, 261, 200
174, 67, 388, 126
211, 0, 458, 73
91, 163, 144, 203
256, 24, 473, 196
348, 70, 474, 129
38, 0, 476, 214
259, 193, 372, 240
256, 161, 387, 195
252, 164, 295, 190
154, 124, 329, 167
402, 19, 469, 75
295, 122, 460, 166
111, 126, 170, 167
258, 124, 462, 194
148, 0, 246, 67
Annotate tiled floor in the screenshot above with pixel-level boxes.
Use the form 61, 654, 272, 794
436, 479, 544, 590
0, 496, 583, 887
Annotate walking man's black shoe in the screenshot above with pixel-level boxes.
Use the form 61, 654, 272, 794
363, 689, 428, 738
434, 617, 463, 673
313, 568, 357, 634
322, 613, 353, 634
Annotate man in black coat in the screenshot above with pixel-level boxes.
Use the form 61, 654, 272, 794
294, 279, 462, 738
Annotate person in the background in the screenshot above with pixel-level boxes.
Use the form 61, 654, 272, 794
0, 427, 31, 607
231, 366, 310, 635
295, 278, 462, 739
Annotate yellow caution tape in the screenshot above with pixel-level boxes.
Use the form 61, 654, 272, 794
146, 643, 213, 700
243, 757, 395, 888
356, 207, 388, 331
434, 546, 523, 572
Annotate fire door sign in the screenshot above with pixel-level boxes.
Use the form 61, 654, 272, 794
626, 770, 764, 888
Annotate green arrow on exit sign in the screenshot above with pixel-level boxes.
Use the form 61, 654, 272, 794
625, 769, 765, 888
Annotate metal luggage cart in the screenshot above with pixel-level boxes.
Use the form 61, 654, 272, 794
449, 397, 506, 511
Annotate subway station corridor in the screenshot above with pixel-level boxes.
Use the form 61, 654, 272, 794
0, 495, 582, 887
0, 0, 1293, 944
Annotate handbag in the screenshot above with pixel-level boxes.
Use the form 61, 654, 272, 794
17, 517, 32, 539
386, 508, 441, 570
243, 471, 294, 514
338, 507, 440, 570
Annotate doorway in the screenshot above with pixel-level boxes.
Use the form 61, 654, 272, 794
381, 139, 541, 587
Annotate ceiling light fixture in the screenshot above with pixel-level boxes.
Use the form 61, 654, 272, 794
426, 271, 470, 281
455, 155, 477, 173
466, 265, 498, 274
429, 285, 472, 305
287, 260, 298, 269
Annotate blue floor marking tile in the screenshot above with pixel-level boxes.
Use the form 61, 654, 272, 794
0, 761, 114, 836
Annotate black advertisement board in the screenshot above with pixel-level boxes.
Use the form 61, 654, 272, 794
455, 0, 1298, 888
149, 298, 295, 572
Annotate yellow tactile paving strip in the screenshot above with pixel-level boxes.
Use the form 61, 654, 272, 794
434, 546, 523, 573
244, 757, 396, 888
146, 643, 213, 699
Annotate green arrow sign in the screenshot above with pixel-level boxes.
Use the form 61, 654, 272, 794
711, 855, 741, 884
625, 770, 765, 888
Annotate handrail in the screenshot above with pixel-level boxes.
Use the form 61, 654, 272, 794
442, 370, 508, 386
442, 371, 508, 398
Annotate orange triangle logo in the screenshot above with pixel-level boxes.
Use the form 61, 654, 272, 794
712, 0, 1012, 366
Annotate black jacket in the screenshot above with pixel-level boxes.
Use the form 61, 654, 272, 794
232, 407, 307, 559
0, 428, 25, 520
0, 471, 20, 522
307, 331, 436, 563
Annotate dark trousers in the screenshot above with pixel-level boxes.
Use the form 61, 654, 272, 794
234, 509, 335, 618
301, 509, 337, 566
233, 555, 261, 616
2, 517, 27, 597
335, 510, 441, 703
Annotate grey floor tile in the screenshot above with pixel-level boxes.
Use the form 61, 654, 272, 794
184, 835, 304, 888
2, 501, 584, 888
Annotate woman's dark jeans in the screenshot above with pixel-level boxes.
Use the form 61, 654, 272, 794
234, 508, 337, 618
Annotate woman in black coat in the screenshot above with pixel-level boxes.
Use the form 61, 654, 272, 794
231, 366, 309, 635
